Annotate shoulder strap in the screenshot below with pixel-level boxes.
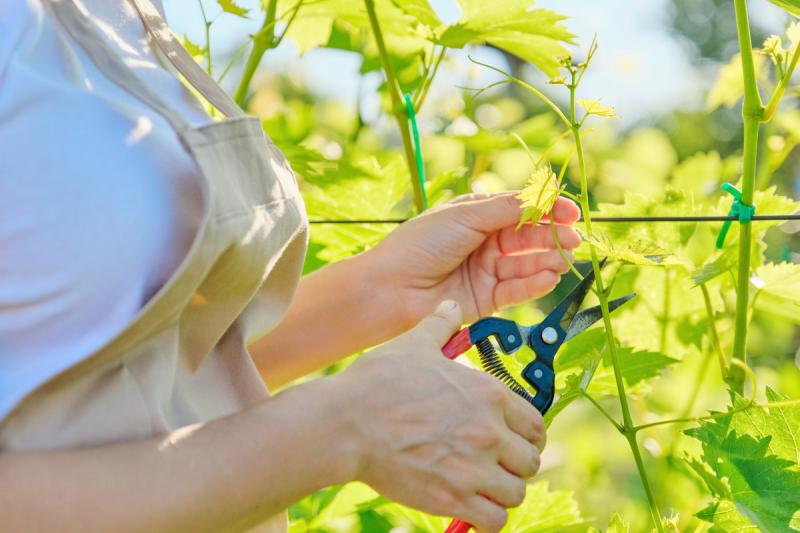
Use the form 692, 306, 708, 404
46, 0, 193, 135
127, 0, 244, 118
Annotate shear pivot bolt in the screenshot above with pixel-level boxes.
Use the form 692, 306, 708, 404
541, 327, 559, 345
533, 369, 544, 379
507, 334, 516, 343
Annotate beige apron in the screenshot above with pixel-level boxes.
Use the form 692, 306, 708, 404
1, 0, 308, 530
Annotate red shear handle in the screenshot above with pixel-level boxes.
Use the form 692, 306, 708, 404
444, 519, 472, 533
442, 329, 476, 532
442, 328, 472, 360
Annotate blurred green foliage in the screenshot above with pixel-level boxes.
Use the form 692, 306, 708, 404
192, 0, 800, 530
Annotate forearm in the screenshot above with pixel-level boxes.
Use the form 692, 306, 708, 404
0, 376, 358, 533
251, 253, 410, 388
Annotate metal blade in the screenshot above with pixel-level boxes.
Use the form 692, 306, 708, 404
554, 260, 605, 333
563, 293, 636, 342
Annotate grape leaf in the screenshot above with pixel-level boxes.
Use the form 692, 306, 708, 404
588, 513, 631, 533
766, 0, 800, 17
303, 155, 410, 261
181, 34, 204, 59
752, 262, 800, 323
764, 35, 788, 66
587, 345, 678, 397
707, 53, 767, 110
217, 0, 249, 18
696, 499, 758, 532
375, 480, 586, 532
578, 98, 616, 118
436, 0, 575, 78
391, 0, 442, 30
685, 392, 800, 532
516, 164, 560, 228
578, 230, 681, 267
671, 151, 722, 199
505, 481, 588, 532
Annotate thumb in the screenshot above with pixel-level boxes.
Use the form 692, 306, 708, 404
412, 300, 463, 346
452, 193, 521, 234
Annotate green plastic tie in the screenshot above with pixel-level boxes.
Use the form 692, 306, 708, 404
715, 182, 756, 249
404, 93, 428, 211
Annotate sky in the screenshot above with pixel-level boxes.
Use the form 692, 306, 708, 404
164, 0, 786, 125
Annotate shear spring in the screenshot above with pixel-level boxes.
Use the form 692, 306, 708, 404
475, 339, 536, 405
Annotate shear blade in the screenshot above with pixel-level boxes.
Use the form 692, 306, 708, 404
563, 293, 636, 342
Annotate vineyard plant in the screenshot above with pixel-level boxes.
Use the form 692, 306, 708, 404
183, 0, 800, 531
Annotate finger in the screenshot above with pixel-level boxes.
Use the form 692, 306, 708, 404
498, 224, 581, 254
500, 388, 546, 450
495, 250, 573, 281
548, 197, 581, 225
494, 271, 560, 309
455, 495, 508, 533
451, 194, 522, 234
498, 431, 542, 479
410, 300, 463, 346
474, 466, 527, 509
448, 192, 506, 205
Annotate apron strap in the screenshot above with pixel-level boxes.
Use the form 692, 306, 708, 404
46, 0, 193, 135
127, 0, 245, 118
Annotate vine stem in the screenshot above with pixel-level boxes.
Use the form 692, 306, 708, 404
700, 284, 727, 377
234, 0, 278, 107
730, 0, 764, 393
364, 0, 425, 212
764, 37, 800, 121
568, 73, 664, 533
632, 398, 800, 433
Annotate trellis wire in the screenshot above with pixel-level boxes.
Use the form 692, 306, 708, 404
309, 214, 800, 224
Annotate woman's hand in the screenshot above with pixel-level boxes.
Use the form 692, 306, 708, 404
367, 193, 581, 327
339, 301, 545, 533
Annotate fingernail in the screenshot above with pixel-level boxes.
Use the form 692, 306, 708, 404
437, 300, 457, 312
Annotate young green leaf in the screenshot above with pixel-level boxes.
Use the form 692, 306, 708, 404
505, 481, 588, 532
578, 231, 680, 267
588, 513, 631, 533
685, 392, 800, 532
578, 98, 616, 118
217, 0, 249, 18
766, 0, 800, 17
181, 35, 205, 59
437, 0, 575, 78
390, 0, 442, 30
763, 35, 788, 67
516, 164, 560, 228
752, 262, 800, 323
706, 53, 767, 110
587, 345, 678, 396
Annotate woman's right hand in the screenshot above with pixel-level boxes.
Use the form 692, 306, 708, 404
337, 300, 546, 533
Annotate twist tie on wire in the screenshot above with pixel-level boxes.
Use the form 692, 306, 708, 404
715, 182, 756, 249
404, 93, 428, 211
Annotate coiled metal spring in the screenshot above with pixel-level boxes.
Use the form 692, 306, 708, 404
475, 338, 536, 406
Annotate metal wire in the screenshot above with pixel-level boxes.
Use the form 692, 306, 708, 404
309, 214, 800, 224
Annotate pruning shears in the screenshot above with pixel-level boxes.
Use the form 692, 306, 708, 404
441, 260, 635, 533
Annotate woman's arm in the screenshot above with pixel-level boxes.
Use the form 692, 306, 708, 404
0, 376, 356, 532
250, 250, 400, 389
252, 194, 580, 389
1, 302, 544, 533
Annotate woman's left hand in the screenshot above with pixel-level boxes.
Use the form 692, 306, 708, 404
368, 193, 582, 328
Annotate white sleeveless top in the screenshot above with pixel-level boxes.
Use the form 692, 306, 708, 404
0, 0, 209, 416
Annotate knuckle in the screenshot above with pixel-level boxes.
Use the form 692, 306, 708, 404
467, 422, 502, 450
510, 478, 527, 507
429, 485, 462, 513
530, 447, 542, 476
479, 377, 507, 406
485, 506, 508, 533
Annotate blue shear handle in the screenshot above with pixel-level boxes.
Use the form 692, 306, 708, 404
521, 361, 555, 414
